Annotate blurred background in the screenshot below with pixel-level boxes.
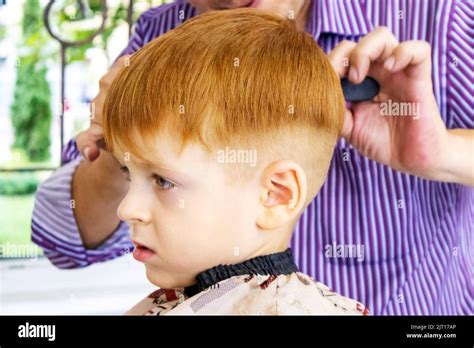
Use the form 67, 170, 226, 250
0, 0, 170, 314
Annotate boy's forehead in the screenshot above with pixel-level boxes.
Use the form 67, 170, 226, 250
111, 145, 162, 167
111, 132, 162, 163
109, 131, 219, 176
110, 137, 194, 174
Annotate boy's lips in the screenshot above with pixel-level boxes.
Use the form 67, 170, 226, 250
132, 240, 156, 262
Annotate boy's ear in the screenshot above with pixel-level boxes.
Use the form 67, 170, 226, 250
256, 160, 307, 230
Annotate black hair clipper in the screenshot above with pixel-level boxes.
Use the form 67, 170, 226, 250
341, 76, 380, 102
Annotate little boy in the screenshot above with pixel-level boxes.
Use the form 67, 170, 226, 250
103, 8, 368, 315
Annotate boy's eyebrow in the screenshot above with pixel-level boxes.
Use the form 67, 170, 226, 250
139, 156, 177, 173
112, 148, 187, 180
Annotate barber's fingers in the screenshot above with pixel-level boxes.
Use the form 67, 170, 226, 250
383, 40, 432, 78
99, 54, 132, 90
76, 55, 132, 162
348, 26, 399, 83
328, 40, 357, 78
76, 123, 104, 162
92, 54, 132, 125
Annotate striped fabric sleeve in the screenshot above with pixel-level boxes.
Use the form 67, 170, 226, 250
31, 155, 134, 268
118, 12, 149, 57
61, 137, 81, 165
31, 138, 133, 268
116, 0, 192, 58
446, 0, 474, 130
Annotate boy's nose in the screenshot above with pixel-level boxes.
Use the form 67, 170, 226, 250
116, 187, 152, 224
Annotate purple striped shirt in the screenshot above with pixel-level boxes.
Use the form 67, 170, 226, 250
31, 0, 473, 315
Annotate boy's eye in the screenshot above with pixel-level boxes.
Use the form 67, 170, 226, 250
119, 166, 175, 190
152, 174, 175, 190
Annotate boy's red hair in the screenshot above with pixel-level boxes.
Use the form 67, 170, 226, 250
104, 8, 344, 197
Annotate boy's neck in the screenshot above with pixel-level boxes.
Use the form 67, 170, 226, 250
183, 248, 298, 297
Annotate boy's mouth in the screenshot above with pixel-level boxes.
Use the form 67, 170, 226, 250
132, 240, 156, 262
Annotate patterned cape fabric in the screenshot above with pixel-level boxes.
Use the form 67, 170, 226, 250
126, 272, 369, 315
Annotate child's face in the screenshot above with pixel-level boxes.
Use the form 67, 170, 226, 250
112, 132, 271, 289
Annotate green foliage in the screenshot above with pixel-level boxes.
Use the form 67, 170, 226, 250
0, 172, 40, 196
0, 24, 6, 41
0, 194, 43, 258
60, 1, 128, 64
10, 0, 52, 162
101, 3, 128, 47
10, 0, 160, 162
22, 0, 42, 37
11, 62, 52, 161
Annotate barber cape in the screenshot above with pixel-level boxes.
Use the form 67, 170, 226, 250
126, 248, 369, 315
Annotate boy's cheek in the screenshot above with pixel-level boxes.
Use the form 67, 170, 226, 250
152, 188, 188, 213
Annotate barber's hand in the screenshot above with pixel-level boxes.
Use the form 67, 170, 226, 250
328, 27, 450, 180
76, 54, 131, 161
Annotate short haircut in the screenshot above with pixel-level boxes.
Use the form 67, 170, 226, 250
104, 8, 345, 202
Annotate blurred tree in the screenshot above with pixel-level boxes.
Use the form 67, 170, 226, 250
60, 0, 128, 64
10, 0, 52, 162
10, 0, 164, 162
0, 24, 6, 41
22, 0, 41, 37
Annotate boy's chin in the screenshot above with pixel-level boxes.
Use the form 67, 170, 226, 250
145, 267, 195, 289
